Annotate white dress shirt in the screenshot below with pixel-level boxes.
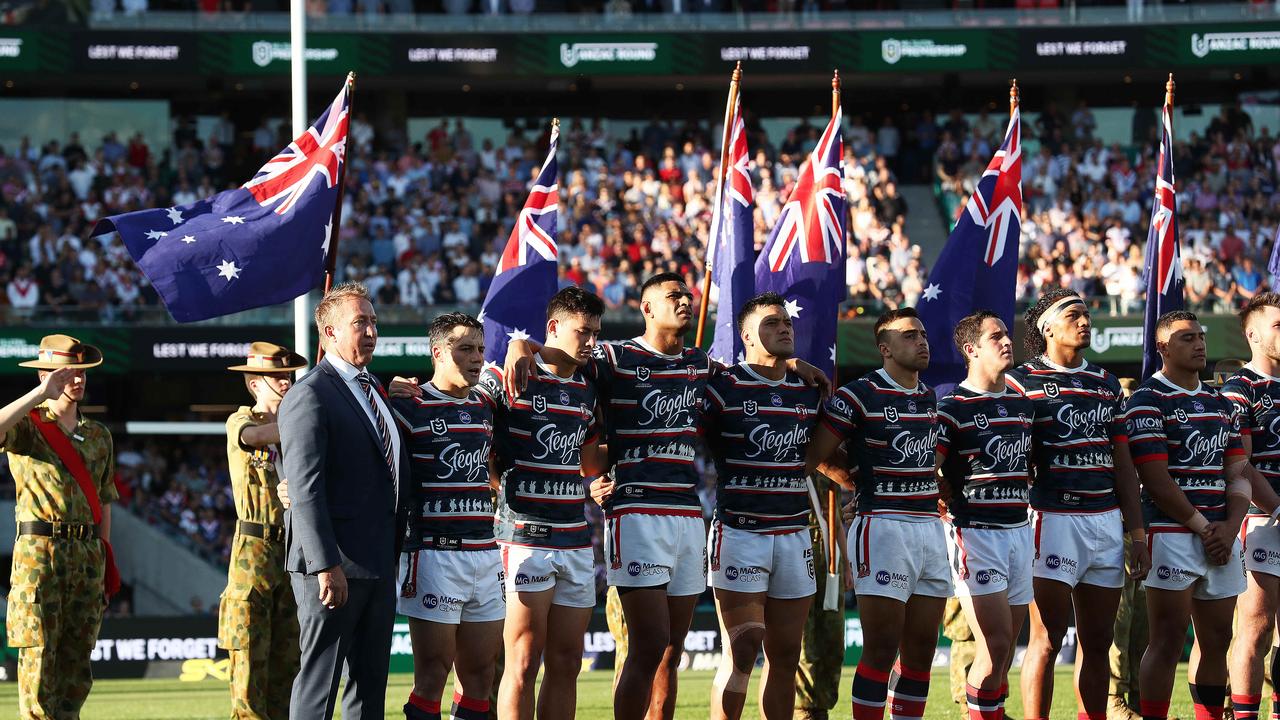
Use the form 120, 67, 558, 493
327, 353, 403, 482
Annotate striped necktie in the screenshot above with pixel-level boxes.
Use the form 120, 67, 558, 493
355, 372, 395, 478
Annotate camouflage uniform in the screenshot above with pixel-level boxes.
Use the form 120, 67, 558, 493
1109, 535, 1147, 716
943, 597, 976, 716
795, 477, 846, 720
217, 408, 299, 720
4, 403, 115, 720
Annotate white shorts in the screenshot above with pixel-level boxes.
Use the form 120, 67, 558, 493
1242, 515, 1280, 577
946, 523, 1034, 606
1145, 530, 1246, 600
707, 522, 816, 600
499, 543, 597, 608
396, 548, 506, 624
605, 513, 707, 596
1031, 509, 1126, 589
849, 515, 953, 602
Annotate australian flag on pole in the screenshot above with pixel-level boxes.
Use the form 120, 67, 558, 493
754, 110, 846, 378
480, 122, 560, 364
708, 97, 756, 365
918, 107, 1022, 389
1141, 102, 1184, 380
91, 82, 349, 323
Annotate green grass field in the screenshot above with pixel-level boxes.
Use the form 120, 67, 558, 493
0, 667, 1208, 719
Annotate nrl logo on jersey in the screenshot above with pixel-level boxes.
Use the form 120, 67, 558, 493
532, 395, 548, 414
743, 400, 758, 416
431, 418, 448, 435
1044, 382, 1060, 398
1175, 408, 1189, 423
884, 406, 900, 423
974, 413, 990, 430
1264, 394, 1276, 410
636, 366, 651, 382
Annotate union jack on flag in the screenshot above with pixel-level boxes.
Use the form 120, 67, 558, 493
1141, 100, 1184, 379
244, 88, 349, 215
754, 109, 846, 377
91, 80, 351, 322
481, 121, 561, 363
918, 106, 1023, 387
708, 96, 756, 365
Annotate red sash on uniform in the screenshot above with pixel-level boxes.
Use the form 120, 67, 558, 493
28, 409, 121, 597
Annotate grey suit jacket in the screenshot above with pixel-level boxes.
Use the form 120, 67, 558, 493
280, 358, 413, 580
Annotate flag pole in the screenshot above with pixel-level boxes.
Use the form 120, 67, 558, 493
695, 61, 742, 350
290, 0, 311, 370
1010, 77, 1020, 118
827, 68, 842, 581
315, 71, 357, 364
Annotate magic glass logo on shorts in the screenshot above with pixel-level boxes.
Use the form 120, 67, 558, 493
514, 573, 530, 586
974, 568, 1005, 585
875, 570, 892, 585
1254, 548, 1268, 564
726, 566, 740, 581
1045, 554, 1061, 569
627, 561, 642, 576
423, 593, 438, 608
1156, 565, 1172, 580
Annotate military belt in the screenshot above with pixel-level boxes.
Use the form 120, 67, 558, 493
18, 520, 99, 540
237, 520, 285, 542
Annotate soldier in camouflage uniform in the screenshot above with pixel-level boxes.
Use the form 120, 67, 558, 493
218, 342, 305, 720
1, 335, 116, 720
943, 597, 976, 719
794, 474, 846, 720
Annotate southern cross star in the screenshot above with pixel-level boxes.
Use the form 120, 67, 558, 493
144, 229, 167, 240
221, 215, 245, 225
922, 283, 942, 301
783, 298, 803, 318
507, 328, 530, 342
180, 235, 196, 244
165, 207, 184, 224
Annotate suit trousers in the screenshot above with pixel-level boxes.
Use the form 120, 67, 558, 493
289, 572, 396, 720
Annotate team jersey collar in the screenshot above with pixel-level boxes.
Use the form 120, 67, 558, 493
958, 380, 1012, 398
875, 367, 921, 393
1244, 362, 1280, 383
738, 361, 788, 386
1152, 370, 1203, 395
423, 380, 474, 404
631, 336, 685, 360
1038, 355, 1090, 373
535, 354, 578, 382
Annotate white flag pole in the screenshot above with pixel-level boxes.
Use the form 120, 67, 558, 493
291, 0, 311, 371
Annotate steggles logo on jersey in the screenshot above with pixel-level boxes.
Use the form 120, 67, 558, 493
636, 366, 651, 382
1056, 403, 1113, 439
1044, 382, 1060, 398
1267, 416, 1280, 449
745, 423, 810, 462
743, 400, 758, 416
532, 395, 548, 414
533, 423, 588, 464
984, 433, 1032, 471
884, 406, 899, 423
1175, 428, 1230, 465
891, 429, 935, 465
975, 413, 990, 430
638, 386, 698, 427
431, 418, 448, 435
436, 441, 492, 482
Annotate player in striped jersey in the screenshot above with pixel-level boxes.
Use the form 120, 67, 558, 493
701, 292, 821, 720
805, 307, 949, 720
1221, 294, 1280, 720
389, 313, 502, 720
504, 273, 829, 720
1125, 311, 1249, 720
478, 288, 608, 720
1007, 289, 1150, 720
936, 311, 1034, 720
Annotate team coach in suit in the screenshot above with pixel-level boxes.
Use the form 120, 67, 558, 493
280, 282, 413, 719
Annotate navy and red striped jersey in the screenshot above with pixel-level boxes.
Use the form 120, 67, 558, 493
1007, 358, 1127, 513
480, 361, 599, 550
936, 383, 1035, 529
820, 369, 940, 519
703, 363, 821, 534
589, 338, 713, 518
390, 383, 496, 551
1221, 366, 1280, 516
1125, 373, 1245, 530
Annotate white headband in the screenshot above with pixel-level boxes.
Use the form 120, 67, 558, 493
1037, 296, 1087, 335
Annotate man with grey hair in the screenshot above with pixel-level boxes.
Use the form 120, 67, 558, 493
280, 282, 414, 719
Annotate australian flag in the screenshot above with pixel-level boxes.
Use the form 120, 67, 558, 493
708, 96, 755, 365
754, 110, 846, 378
480, 121, 559, 364
92, 82, 349, 323
918, 107, 1022, 388
1141, 101, 1184, 380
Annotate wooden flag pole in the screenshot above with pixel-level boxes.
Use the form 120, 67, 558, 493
827, 68, 843, 578
694, 62, 742, 350
315, 71, 356, 364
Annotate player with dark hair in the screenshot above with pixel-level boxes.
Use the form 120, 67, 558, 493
1221, 293, 1280, 720
806, 306, 949, 720
937, 310, 1034, 720
1008, 289, 1150, 720
702, 292, 822, 720
1126, 310, 1249, 720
